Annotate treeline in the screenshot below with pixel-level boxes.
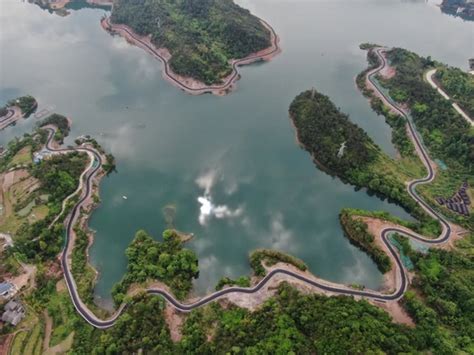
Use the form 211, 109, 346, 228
89, 283, 422, 354
111, 0, 271, 84
356, 47, 416, 158
384, 48, 473, 172
112, 229, 199, 304
215, 275, 250, 291
249, 249, 307, 276
339, 210, 391, 273
436, 66, 474, 118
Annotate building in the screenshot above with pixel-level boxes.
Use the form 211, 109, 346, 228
0, 282, 15, 299
1, 300, 25, 326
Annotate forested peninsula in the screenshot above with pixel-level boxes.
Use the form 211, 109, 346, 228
107, 0, 278, 94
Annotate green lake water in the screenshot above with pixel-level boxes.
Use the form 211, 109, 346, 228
1, 0, 472, 308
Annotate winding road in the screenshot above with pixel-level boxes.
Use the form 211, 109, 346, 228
103, 16, 280, 95
425, 68, 473, 126
0, 108, 19, 130
46, 47, 454, 329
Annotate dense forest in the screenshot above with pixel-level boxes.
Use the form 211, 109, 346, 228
435, 66, 474, 118
111, 229, 199, 304
384, 48, 473, 172
289, 90, 377, 174
111, 0, 271, 84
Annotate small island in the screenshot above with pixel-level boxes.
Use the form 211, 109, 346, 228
102, 0, 280, 95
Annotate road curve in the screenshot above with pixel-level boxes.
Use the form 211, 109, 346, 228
0, 108, 18, 130
45, 47, 453, 329
425, 68, 473, 126
102, 16, 280, 95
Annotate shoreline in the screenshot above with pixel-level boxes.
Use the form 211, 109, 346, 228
101, 16, 281, 96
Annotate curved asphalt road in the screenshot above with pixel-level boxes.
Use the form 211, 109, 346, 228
45, 47, 452, 329
0, 108, 17, 130
0, 108, 15, 123
103, 17, 280, 94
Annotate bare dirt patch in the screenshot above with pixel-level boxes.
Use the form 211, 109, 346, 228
164, 306, 184, 342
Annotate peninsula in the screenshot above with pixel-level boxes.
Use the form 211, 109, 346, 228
103, 0, 280, 95
0, 96, 37, 131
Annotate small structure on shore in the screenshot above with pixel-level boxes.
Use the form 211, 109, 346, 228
33, 149, 52, 164
1, 300, 25, 326
0, 282, 17, 300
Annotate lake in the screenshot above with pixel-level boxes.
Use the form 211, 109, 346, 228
1, 0, 472, 308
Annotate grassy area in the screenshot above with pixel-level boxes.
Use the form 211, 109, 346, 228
47, 291, 77, 347
70, 226, 107, 318
8, 146, 32, 168
27, 205, 49, 224
9, 330, 28, 355
22, 322, 43, 355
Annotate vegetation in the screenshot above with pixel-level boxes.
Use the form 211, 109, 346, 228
13, 152, 88, 261
435, 66, 474, 117
339, 210, 391, 273
102, 153, 116, 175
91, 283, 419, 353
440, 0, 474, 21
111, 0, 271, 84
384, 48, 473, 172
249, 249, 307, 276
111, 229, 199, 304
215, 276, 251, 291
400, 234, 474, 353
38, 114, 70, 143
289, 89, 438, 232
8, 95, 37, 117
356, 50, 416, 159
370, 47, 474, 229
71, 227, 96, 305
90, 294, 172, 354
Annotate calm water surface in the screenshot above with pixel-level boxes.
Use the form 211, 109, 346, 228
1, 0, 472, 306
